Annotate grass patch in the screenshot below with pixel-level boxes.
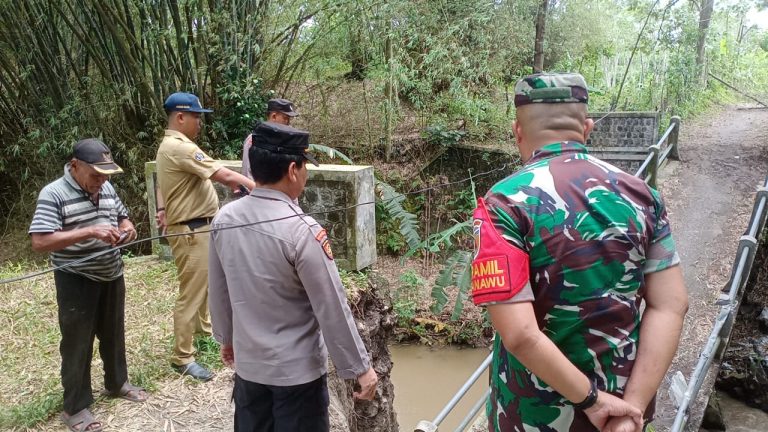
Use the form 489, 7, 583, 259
339, 268, 370, 302
0, 256, 222, 429
193, 335, 224, 370
0, 391, 63, 429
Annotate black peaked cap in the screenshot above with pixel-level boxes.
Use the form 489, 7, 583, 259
251, 121, 318, 166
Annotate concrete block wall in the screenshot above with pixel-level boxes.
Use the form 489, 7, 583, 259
145, 161, 376, 271
421, 143, 521, 193
587, 111, 659, 148
586, 111, 660, 172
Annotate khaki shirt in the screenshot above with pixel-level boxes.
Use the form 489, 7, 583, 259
156, 130, 221, 225
208, 188, 371, 386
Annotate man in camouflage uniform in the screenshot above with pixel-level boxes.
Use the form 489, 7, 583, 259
471, 72, 688, 431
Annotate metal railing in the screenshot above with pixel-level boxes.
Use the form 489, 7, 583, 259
635, 116, 682, 188
670, 176, 768, 431
413, 354, 492, 432
413, 115, 685, 432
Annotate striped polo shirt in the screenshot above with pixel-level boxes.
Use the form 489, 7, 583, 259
29, 164, 128, 281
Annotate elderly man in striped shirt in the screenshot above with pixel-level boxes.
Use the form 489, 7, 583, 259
29, 139, 147, 432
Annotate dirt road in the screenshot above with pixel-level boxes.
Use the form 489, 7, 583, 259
653, 105, 768, 429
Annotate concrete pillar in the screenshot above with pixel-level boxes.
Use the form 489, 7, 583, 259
648, 145, 660, 189
145, 161, 377, 271
669, 116, 682, 161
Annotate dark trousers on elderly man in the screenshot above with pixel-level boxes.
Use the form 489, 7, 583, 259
234, 373, 330, 432
55, 270, 128, 415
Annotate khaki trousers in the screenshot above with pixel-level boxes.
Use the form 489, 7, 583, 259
166, 222, 212, 366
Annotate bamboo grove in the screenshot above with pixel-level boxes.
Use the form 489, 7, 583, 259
0, 0, 339, 239
1, 0, 768, 257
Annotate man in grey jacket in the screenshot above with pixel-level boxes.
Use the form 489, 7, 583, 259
208, 121, 378, 432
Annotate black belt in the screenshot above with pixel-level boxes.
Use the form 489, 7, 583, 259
179, 217, 213, 230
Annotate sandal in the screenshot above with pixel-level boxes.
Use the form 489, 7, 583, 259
60, 408, 103, 432
101, 381, 148, 403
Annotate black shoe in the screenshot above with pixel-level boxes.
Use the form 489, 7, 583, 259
172, 362, 213, 382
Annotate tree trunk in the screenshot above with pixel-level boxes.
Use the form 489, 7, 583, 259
533, 0, 548, 73
696, 0, 714, 84
611, 0, 659, 110
384, 23, 394, 162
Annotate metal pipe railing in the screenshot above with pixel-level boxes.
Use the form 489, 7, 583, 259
670, 175, 768, 432
634, 152, 655, 178
659, 141, 676, 165
636, 120, 679, 180
656, 121, 678, 151
669, 306, 731, 431
727, 251, 751, 304
413, 353, 492, 432
454, 388, 490, 432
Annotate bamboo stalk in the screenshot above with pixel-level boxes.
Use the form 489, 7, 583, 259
168, 0, 194, 88
708, 72, 768, 108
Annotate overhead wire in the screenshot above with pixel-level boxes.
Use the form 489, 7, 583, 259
0, 162, 515, 285
2, 108, 620, 286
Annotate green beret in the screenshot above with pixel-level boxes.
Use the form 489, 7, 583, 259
514, 72, 589, 107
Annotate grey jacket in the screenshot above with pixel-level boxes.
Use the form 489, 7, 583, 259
208, 187, 371, 386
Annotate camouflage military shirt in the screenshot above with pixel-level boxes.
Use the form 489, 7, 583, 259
471, 141, 679, 431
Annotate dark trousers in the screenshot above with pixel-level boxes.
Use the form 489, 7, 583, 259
55, 270, 128, 415
234, 374, 330, 432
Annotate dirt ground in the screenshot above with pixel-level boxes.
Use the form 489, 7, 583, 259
30, 373, 238, 432
651, 105, 768, 429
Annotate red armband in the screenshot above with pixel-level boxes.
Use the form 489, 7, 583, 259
471, 198, 530, 306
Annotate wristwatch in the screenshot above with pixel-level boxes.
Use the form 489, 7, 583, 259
573, 379, 598, 410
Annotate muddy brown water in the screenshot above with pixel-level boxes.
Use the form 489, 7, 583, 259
390, 344, 490, 432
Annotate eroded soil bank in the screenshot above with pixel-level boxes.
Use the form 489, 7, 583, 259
709, 235, 768, 431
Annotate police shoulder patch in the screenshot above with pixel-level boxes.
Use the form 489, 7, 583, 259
315, 229, 333, 260
194, 151, 205, 162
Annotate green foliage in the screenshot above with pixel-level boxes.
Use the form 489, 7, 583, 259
393, 268, 424, 328
338, 268, 370, 298
375, 199, 409, 254
309, 144, 356, 164
431, 249, 473, 320
210, 77, 269, 159
193, 335, 224, 370
444, 185, 477, 220
451, 319, 484, 345
0, 0, 345, 250
376, 180, 422, 252
423, 125, 466, 148
0, 391, 62, 429
405, 220, 471, 259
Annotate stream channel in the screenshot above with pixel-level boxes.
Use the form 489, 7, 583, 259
390, 344, 490, 431
389, 346, 768, 432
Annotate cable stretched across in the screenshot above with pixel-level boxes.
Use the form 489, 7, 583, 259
1, 162, 514, 285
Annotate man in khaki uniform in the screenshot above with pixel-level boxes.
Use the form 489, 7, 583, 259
155, 92, 256, 381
